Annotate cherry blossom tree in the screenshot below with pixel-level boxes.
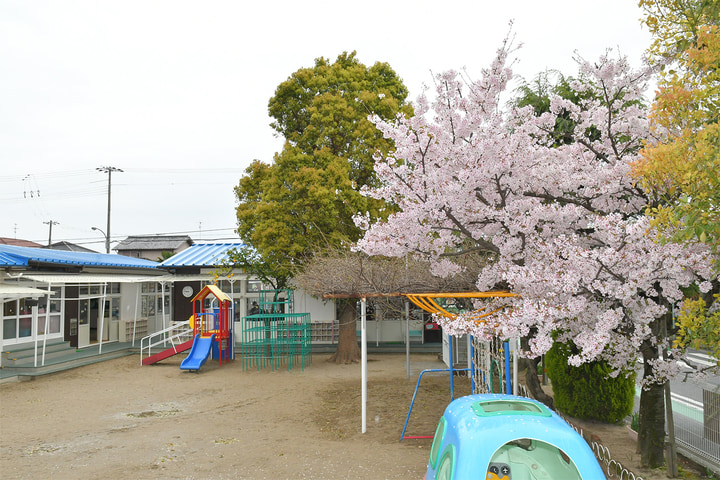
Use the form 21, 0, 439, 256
355, 37, 715, 467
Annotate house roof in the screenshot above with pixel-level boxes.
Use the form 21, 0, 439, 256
46, 241, 97, 253
0, 244, 160, 269
115, 235, 193, 251
0, 237, 43, 247
159, 242, 243, 268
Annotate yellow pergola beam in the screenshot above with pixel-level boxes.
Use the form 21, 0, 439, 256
405, 291, 518, 324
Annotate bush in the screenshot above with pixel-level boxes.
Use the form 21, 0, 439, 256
545, 341, 635, 423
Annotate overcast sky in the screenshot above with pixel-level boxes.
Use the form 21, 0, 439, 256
0, 0, 652, 251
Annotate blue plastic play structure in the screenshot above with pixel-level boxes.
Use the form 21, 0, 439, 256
424, 393, 606, 480
180, 334, 216, 371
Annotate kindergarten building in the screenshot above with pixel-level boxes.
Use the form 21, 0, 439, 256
1, 240, 435, 371
0, 242, 335, 359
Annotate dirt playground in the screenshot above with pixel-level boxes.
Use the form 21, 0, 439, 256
0, 352, 687, 479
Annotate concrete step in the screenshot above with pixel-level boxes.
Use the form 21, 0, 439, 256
2, 342, 77, 366
2, 338, 69, 354
0, 349, 134, 384
1, 341, 130, 369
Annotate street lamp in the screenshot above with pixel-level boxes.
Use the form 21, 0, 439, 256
92, 227, 109, 253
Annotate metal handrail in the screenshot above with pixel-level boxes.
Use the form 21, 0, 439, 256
140, 320, 192, 365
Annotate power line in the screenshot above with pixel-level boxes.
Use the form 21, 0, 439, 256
0, 167, 247, 183
42, 228, 239, 245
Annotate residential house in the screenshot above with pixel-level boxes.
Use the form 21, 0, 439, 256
115, 235, 193, 261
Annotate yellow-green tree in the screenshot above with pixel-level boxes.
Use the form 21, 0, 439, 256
635, 0, 720, 368
635, 0, 719, 253
674, 294, 720, 360
639, 0, 719, 63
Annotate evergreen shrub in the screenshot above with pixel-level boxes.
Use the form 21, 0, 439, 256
545, 341, 635, 423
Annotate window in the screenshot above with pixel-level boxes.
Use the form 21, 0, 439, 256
429, 417, 447, 469
488, 439, 582, 480
140, 282, 171, 325
435, 444, 455, 480
216, 279, 240, 294
2, 286, 64, 343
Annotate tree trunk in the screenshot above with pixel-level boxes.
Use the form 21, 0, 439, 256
328, 300, 361, 364
518, 335, 554, 408
521, 357, 554, 409
638, 340, 666, 468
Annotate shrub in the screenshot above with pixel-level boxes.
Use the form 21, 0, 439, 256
545, 341, 635, 423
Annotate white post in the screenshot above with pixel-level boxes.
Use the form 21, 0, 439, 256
133, 285, 140, 346
361, 297, 367, 434
405, 301, 410, 379
41, 284, 52, 366
161, 282, 166, 346
32, 300, 39, 367
99, 283, 107, 354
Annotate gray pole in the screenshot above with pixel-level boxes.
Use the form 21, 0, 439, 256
43, 220, 58, 246
662, 314, 679, 477
97, 166, 123, 253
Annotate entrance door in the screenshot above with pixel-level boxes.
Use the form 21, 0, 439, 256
77, 298, 91, 348
64, 286, 79, 347
89, 298, 99, 343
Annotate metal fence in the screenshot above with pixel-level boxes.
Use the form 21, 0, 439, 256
673, 383, 720, 475
471, 337, 720, 477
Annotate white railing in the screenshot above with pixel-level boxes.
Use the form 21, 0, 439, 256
140, 320, 193, 365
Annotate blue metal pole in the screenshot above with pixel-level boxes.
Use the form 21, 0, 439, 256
470, 335, 475, 393
400, 368, 471, 441
504, 340, 511, 394
449, 334, 455, 401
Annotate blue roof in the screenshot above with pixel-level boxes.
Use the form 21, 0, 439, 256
0, 249, 26, 267
159, 242, 244, 268
0, 244, 159, 269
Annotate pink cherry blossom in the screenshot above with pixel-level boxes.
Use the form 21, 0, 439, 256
355, 37, 716, 386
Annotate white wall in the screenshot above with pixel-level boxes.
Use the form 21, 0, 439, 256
293, 292, 335, 322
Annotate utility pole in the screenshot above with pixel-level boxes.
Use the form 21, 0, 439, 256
43, 220, 59, 246
96, 166, 123, 254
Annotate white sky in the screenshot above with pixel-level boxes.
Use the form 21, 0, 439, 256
0, 0, 652, 251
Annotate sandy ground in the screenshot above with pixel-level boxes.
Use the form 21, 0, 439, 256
0, 352, 705, 480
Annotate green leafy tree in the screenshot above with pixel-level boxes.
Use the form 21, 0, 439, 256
514, 71, 596, 147
235, 52, 412, 363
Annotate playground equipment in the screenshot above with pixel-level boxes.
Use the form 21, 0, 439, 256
180, 284, 233, 371
424, 394, 605, 480
241, 289, 311, 371
401, 292, 517, 441
141, 318, 193, 365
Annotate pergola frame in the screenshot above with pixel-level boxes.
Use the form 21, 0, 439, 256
322, 290, 519, 434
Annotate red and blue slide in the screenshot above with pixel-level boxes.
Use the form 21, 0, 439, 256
180, 334, 216, 372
